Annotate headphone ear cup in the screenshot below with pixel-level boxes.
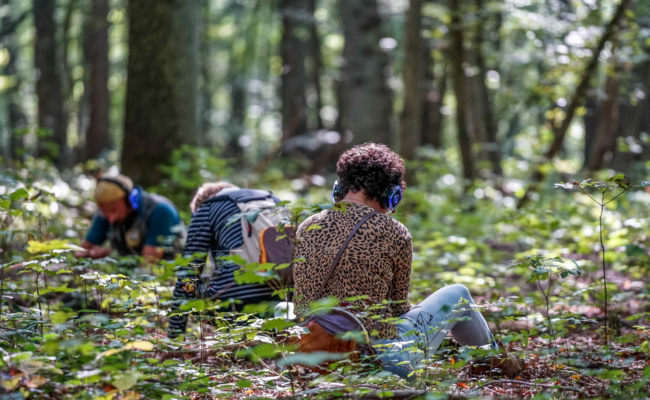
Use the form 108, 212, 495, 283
332, 180, 342, 202
128, 189, 140, 210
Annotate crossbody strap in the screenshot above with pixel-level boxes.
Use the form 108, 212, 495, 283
315, 210, 380, 300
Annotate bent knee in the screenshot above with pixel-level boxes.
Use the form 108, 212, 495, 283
447, 284, 473, 303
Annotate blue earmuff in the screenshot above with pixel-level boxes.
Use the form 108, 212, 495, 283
98, 177, 139, 210
332, 179, 403, 212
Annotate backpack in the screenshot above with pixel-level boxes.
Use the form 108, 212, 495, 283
206, 189, 295, 286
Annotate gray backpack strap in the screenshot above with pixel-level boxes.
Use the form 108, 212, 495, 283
315, 211, 380, 300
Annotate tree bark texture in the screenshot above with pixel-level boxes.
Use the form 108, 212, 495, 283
85, 0, 111, 160
1, 0, 27, 160
475, 0, 502, 175
421, 51, 446, 149
587, 74, 620, 171
33, 0, 68, 167
448, 0, 475, 181
281, 0, 311, 140
340, 0, 393, 146
122, 0, 200, 186
308, 0, 324, 130
399, 0, 424, 160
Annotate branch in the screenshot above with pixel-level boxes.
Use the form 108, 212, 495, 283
517, 0, 632, 209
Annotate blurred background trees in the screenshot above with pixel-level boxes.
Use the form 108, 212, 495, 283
0, 0, 649, 197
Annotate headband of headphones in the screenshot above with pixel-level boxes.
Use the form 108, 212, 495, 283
332, 180, 403, 212
96, 175, 139, 210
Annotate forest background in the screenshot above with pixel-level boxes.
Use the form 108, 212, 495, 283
1, 0, 650, 399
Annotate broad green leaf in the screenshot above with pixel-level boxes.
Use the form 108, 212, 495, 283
277, 351, 344, 366
10, 188, 29, 201
39, 284, 76, 295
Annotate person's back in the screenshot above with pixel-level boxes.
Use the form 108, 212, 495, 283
294, 202, 412, 338
168, 183, 286, 339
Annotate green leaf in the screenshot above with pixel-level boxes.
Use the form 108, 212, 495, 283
111, 372, 141, 391
277, 351, 345, 366
39, 284, 76, 295
236, 379, 252, 388
10, 188, 29, 201
306, 224, 322, 232
179, 299, 206, 311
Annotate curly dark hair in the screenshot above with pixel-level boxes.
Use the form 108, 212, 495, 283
336, 143, 406, 202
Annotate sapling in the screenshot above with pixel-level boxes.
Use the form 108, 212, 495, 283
511, 255, 581, 350
555, 175, 649, 345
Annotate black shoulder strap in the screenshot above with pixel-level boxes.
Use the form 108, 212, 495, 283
315, 211, 380, 300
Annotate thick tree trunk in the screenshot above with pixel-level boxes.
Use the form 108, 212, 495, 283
85, 0, 110, 160
122, 0, 200, 186
33, 0, 68, 167
1, 0, 26, 161
421, 52, 446, 149
400, 0, 424, 160
448, 0, 475, 182
475, 0, 502, 175
587, 74, 620, 171
308, 0, 324, 130
340, 0, 393, 146
280, 0, 311, 140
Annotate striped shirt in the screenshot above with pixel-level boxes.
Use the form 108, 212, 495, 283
168, 189, 278, 338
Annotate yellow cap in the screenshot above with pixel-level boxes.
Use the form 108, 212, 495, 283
95, 174, 134, 204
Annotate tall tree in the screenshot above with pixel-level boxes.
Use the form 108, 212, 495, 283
33, 0, 68, 167
85, 0, 110, 160
474, 0, 502, 175
340, 0, 393, 146
400, 0, 424, 160
280, 0, 311, 140
122, 0, 200, 186
448, 0, 475, 182
587, 72, 620, 171
0, 0, 27, 161
421, 49, 446, 149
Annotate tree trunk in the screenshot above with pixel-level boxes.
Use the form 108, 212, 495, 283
421, 51, 446, 149
33, 0, 68, 167
448, 0, 475, 182
399, 0, 424, 160
582, 90, 598, 169
340, 0, 393, 146
85, 0, 110, 160
308, 0, 324, 130
475, 0, 502, 175
1, 0, 27, 161
281, 0, 310, 140
587, 73, 620, 171
122, 0, 200, 186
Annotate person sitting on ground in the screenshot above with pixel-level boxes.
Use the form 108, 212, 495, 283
168, 182, 290, 339
292, 142, 522, 378
74, 173, 185, 263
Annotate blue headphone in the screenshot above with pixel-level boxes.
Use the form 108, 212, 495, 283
98, 177, 140, 210
332, 180, 403, 212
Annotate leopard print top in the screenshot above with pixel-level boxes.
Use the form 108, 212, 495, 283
293, 202, 412, 339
